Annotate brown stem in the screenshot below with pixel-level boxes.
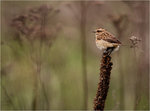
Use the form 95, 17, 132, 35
133, 47, 141, 110
40, 9, 50, 109
32, 69, 39, 110
1, 84, 16, 109
94, 53, 113, 111
80, 1, 88, 109
112, 17, 125, 109
32, 8, 49, 110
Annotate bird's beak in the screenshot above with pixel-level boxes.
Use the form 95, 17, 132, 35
92, 30, 96, 33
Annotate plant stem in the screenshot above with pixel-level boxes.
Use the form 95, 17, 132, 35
32, 62, 40, 110
40, 9, 50, 109
80, 1, 88, 109
1, 84, 16, 109
32, 8, 49, 110
133, 47, 141, 110
94, 53, 113, 111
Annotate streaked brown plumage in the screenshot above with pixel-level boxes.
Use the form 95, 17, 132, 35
93, 28, 121, 55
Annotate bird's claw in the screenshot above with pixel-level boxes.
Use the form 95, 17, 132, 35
103, 49, 112, 56
103, 50, 109, 55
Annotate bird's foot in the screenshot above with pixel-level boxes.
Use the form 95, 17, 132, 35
103, 50, 109, 55
104, 48, 114, 56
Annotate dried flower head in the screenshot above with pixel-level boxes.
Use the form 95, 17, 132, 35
11, 4, 61, 46
108, 14, 129, 36
129, 36, 141, 48
94, 53, 113, 110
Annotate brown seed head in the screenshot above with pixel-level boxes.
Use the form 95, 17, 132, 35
129, 36, 141, 48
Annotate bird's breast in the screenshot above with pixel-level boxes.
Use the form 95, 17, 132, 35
96, 39, 114, 50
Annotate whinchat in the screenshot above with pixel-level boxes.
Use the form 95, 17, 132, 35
93, 28, 121, 55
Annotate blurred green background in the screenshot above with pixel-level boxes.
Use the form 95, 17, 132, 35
1, 1, 149, 110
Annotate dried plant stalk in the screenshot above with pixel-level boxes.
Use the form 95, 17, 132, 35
94, 52, 113, 110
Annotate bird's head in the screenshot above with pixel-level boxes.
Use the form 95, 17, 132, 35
93, 28, 106, 36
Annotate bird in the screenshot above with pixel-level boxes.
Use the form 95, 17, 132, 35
93, 28, 121, 55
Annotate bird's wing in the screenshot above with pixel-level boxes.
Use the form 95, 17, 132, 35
103, 38, 121, 44
102, 32, 121, 44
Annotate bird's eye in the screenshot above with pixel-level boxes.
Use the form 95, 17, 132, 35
97, 30, 102, 32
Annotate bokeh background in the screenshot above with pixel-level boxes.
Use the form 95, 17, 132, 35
1, 1, 149, 110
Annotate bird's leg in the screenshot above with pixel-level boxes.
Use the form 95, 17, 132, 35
105, 47, 115, 55
104, 49, 108, 55
103, 50, 108, 55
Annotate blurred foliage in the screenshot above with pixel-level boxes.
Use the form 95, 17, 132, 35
1, 1, 149, 110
